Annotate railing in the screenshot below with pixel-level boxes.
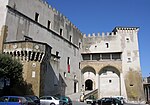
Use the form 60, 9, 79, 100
84, 89, 98, 99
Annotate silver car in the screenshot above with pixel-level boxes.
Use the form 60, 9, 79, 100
40, 96, 60, 105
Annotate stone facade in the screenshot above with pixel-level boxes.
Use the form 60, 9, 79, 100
81, 28, 144, 101
0, 0, 144, 102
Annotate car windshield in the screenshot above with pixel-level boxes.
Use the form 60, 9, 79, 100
28, 96, 39, 100
53, 96, 59, 100
25, 97, 34, 102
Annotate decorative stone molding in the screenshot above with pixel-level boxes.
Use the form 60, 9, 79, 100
3, 41, 51, 62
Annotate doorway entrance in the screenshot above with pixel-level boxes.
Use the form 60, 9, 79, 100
85, 79, 93, 90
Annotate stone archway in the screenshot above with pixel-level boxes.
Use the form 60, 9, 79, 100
81, 66, 96, 91
85, 79, 93, 90
98, 66, 121, 97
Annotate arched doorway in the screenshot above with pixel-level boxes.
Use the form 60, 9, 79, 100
81, 66, 96, 91
85, 79, 93, 90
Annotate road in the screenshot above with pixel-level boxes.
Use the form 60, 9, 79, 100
72, 101, 147, 105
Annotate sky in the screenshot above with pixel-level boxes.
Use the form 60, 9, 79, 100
46, 0, 150, 77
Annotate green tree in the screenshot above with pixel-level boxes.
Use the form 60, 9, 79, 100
0, 53, 23, 95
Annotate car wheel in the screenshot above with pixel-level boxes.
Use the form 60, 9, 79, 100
50, 103, 55, 105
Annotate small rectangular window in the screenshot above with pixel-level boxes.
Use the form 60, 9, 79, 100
35, 12, 39, 22
79, 42, 81, 48
64, 72, 66, 78
56, 51, 59, 56
127, 58, 132, 63
67, 57, 70, 65
60, 28, 63, 36
47, 20, 51, 29
67, 57, 70, 73
79, 62, 80, 69
69, 35, 72, 42
126, 38, 130, 43
106, 43, 109, 48
109, 80, 112, 83
130, 84, 134, 87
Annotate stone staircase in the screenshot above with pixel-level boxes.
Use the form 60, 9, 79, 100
67, 89, 98, 101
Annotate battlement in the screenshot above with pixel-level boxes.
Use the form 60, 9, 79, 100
38, 0, 81, 33
113, 27, 139, 33
83, 32, 116, 38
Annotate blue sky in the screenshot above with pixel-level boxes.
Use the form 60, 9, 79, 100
46, 0, 150, 77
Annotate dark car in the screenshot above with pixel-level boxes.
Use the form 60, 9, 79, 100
24, 96, 37, 105
0, 96, 28, 105
57, 96, 72, 105
97, 97, 123, 105
25, 95, 40, 105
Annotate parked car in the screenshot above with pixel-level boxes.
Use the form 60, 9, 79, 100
0, 96, 28, 105
112, 96, 125, 104
56, 96, 72, 105
97, 97, 123, 105
24, 96, 37, 105
25, 95, 40, 105
40, 96, 60, 105
85, 95, 96, 104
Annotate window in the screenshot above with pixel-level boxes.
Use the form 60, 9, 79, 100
67, 57, 70, 73
47, 97, 52, 100
106, 43, 109, 48
82, 54, 90, 60
126, 38, 130, 42
109, 80, 112, 83
79, 62, 80, 69
35, 12, 39, 22
60, 28, 63, 36
69, 35, 72, 42
56, 51, 59, 56
64, 72, 66, 78
9, 98, 19, 102
112, 53, 121, 60
102, 53, 110, 59
130, 84, 134, 87
79, 42, 81, 48
47, 20, 51, 29
92, 53, 100, 60
74, 75, 77, 79
127, 58, 131, 63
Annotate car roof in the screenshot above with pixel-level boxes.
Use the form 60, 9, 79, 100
2, 96, 25, 98
40, 96, 54, 97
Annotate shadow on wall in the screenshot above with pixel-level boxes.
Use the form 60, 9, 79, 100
40, 60, 67, 96
59, 74, 67, 96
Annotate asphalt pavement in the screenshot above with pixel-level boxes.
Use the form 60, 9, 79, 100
72, 101, 147, 105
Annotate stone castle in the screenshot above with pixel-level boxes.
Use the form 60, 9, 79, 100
0, 0, 145, 101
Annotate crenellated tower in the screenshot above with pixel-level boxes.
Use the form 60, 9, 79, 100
80, 27, 144, 101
